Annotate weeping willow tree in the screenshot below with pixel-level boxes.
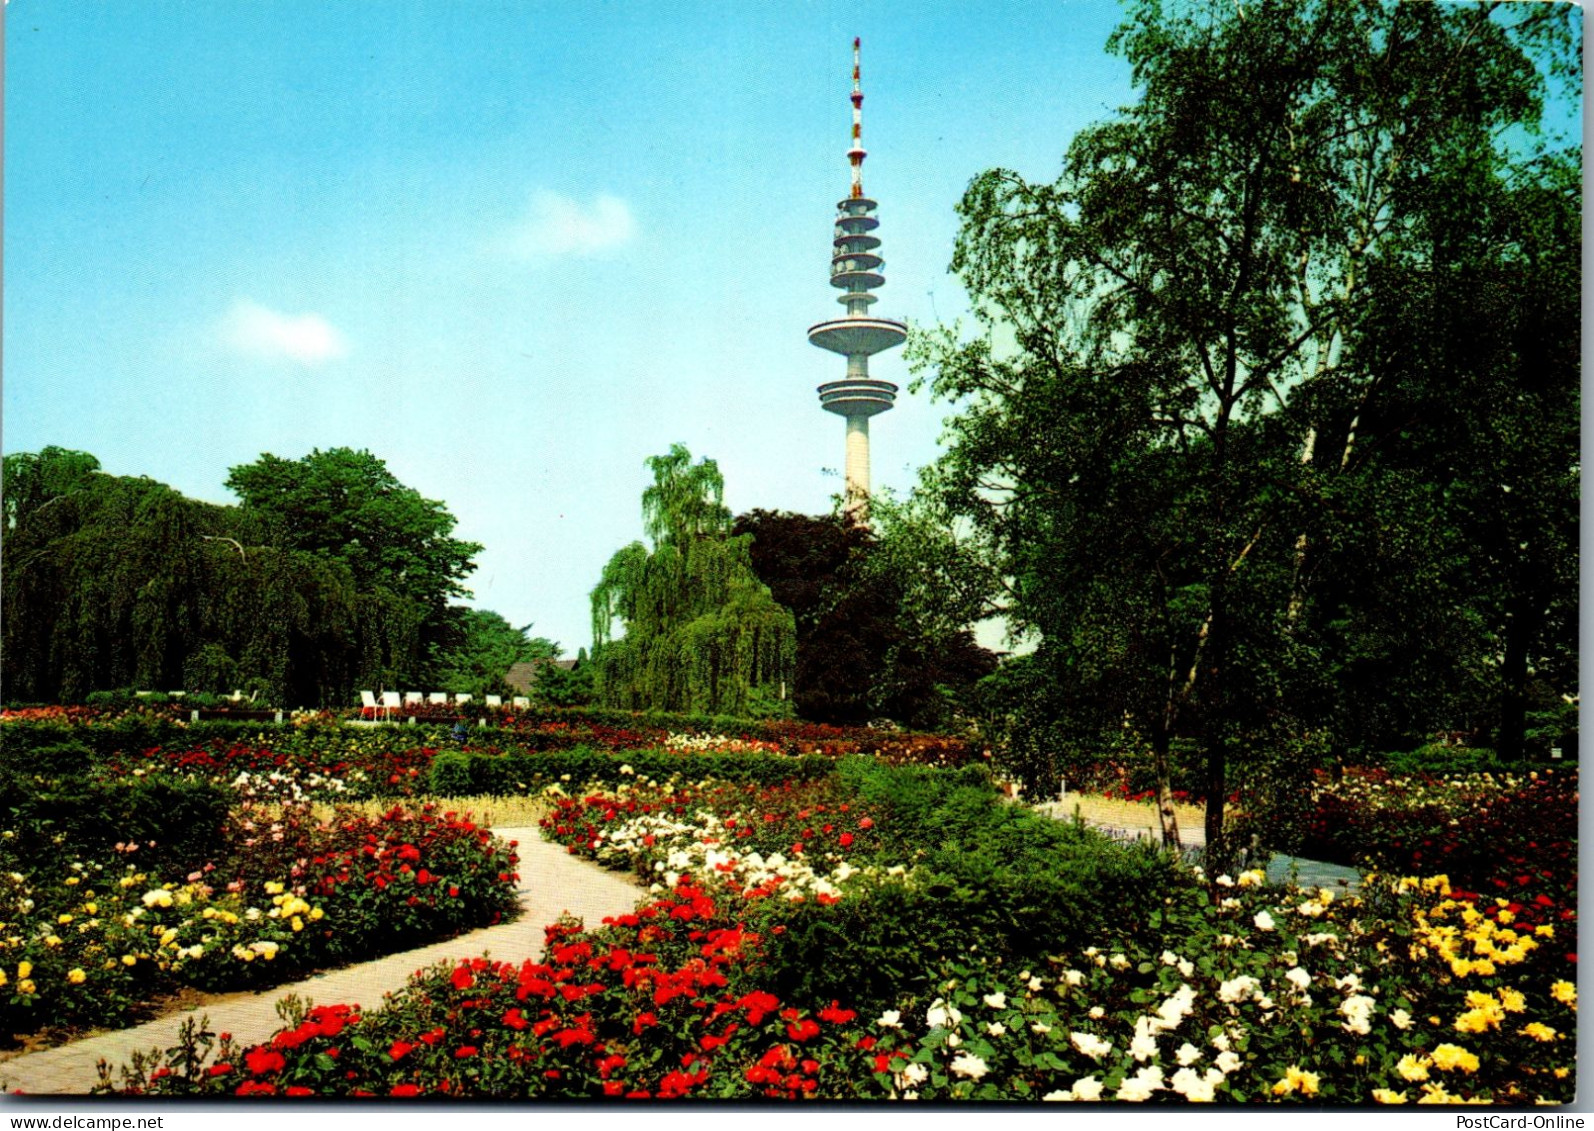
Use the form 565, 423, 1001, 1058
2, 446, 468, 706
591, 445, 795, 716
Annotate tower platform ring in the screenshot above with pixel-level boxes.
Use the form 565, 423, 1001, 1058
830, 269, 886, 291
808, 316, 907, 355
818, 376, 897, 417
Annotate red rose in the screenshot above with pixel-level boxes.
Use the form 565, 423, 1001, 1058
245, 1047, 286, 1076
786, 1019, 821, 1041
390, 1040, 416, 1060
390, 1083, 421, 1097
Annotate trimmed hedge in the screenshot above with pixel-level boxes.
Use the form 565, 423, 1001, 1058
0, 772, 233, 877
744, 757, 1182, 1014
428, 746, 835, 795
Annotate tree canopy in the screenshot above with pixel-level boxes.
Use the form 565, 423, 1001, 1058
429, 609, 559, 698
734, 508, 996, 728
591, 445, 795, 716
3, 447, 485, 706
225, 447, 480, 609
910, 0, 1580, 855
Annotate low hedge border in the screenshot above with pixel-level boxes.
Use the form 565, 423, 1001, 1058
428, 746, 836, 795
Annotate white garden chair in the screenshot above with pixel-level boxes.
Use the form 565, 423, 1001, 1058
455, 693, 473, 707
359, 690, 378, 720
512, 696, 530, 709
404, 691, 423, 706
381, 691, 402, 719
428, 692, 448, 706
485, 694, 503, 709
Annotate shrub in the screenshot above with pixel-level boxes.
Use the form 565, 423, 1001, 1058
1, 774, 234, 879
0, 802, 521, 1036
428, 747, 835, 796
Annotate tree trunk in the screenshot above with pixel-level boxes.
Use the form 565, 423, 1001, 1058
1496, 587, 1537, 762
1150, 719, 1183, 849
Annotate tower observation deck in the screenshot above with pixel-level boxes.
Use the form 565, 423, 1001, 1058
807, 38, 905, 522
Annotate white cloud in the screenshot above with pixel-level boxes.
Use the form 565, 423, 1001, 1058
220, 299, 349, 365
503, 192, 636, 258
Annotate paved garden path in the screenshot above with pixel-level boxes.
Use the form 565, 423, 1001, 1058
1035, 801, 1364, 892
0, 829, 642, 1096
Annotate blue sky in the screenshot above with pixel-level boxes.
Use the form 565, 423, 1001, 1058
6, 0, 1138, 653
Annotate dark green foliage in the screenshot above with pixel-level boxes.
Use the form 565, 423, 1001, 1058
427, 746, 835, 795
4, 739, 96, 777
1379, 746, 1502, 778
532, 656, 597, 707
224, 447, 480, 608
749, 758, 1181, 1013
909, 0, 1580, 853
3, 447, 482, 706
1, 774, 233, 879
734, 509, 996, 728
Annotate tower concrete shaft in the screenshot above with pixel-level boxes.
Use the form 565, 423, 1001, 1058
807, 38, 904, 523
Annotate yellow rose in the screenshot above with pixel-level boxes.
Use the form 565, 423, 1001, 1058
309, 907, 324, 921
1271, 1066, 1319, 1096
83, 903, 97, 915
1396, 1054, 1431, 1082
1520, 1023, 1557, 1042
44, 936, 61, 948
1430, 1044, 1480, 1074
1417, 1083, 1458, 1105
18, 979, 35, 995
1498, 988, 1526, 1013
17, 961, 32, 979
121, 955, 137, 966
56, 914, 72, 925
1550, 981, 1577, 1008
1371, 1089, 1407, 1104
67, 969, 86, 984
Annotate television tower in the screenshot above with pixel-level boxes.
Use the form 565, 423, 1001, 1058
807, 38, 905, 523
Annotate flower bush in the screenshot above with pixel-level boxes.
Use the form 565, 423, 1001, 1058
1294, 769, 1577, 931
100, 883, 881, 1099
0, 803, 519, 1036
99, 866, 1576, 1102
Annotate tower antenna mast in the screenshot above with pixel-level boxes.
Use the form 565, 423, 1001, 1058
808, 37, 906, 524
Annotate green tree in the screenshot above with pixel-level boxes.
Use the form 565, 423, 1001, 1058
224, 447, 481, 609
430, 608, 559, 697
591, 445, 795, 715
1, 457, 365, 704
2, 448, 489, 706
735, 507, 995, 727
911, 0, 1578, 856
533, 654, 597, 708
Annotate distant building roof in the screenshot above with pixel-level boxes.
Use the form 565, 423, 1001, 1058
504, 658, 577, 694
